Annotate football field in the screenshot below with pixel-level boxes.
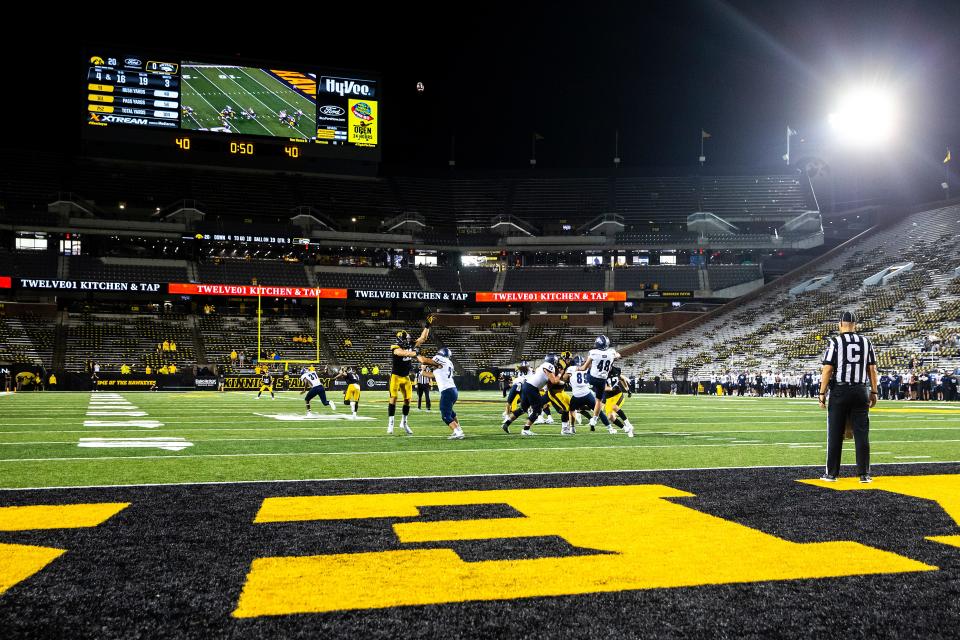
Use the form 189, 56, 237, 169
180, 65, 315, 139
3, 392, 960, 638
2, 391, 959, 489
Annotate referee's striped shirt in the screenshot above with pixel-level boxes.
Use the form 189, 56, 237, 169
417, 372, 431, 386
822, 332, 877, 384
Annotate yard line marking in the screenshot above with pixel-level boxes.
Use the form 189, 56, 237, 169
2, 438, 960, 463
78, 437, 193, 452
2, 460, 958, 491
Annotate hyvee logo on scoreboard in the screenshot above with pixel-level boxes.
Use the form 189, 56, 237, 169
319, 76, 377, 98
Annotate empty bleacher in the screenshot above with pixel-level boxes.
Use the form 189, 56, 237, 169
68, 257, 189, 283
197, 259, 310, 286
62, 312, 195, 372
503, 267, 605, 292
707, 265, 763, 291
614, 266, 700, 291
314, 269, 421, 290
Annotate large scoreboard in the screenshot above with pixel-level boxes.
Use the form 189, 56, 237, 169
82, 50, 380, 164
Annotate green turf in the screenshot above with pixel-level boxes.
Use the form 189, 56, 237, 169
1, 391, 959, 489
180, 65, 315, 138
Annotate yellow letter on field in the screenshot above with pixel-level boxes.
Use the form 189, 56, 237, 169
234, 485, 934, 616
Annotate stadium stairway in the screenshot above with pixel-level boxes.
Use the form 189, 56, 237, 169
494, 270, 507, 291
190, 315, 207, 365
413, 269, 430, 291
52, 311, 67, 370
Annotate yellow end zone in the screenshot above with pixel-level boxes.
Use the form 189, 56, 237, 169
234, 484, 937, 617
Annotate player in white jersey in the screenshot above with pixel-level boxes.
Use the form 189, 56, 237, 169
300, 367, 336, 416
579, 335, 621, 429
561, 356, 612, 435
501, 354, 562, 436
418, 348, 464, 439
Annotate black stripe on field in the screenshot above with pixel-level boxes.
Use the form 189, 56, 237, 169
0, 463, 959, 639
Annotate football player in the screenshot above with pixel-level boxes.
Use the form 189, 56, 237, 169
387, 317, 432, 434
545, 350, 574, 434
579, 335, 621, 430
334, 366, 361, 418
501, 353, 562, 436
504, 361, 528, 420
256, 369, 274, 399
603, 365, 635, 437
300, 367, 336, 416
562, 355, 612, 435
417, 348, 464, 439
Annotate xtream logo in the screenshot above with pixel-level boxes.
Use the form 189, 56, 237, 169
103, 115, 149, 125
323, 77, 375, 97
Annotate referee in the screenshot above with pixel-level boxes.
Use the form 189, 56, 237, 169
416, 367, 432, 411
818, 311, 878, 483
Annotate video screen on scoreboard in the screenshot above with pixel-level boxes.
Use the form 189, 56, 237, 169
83, 51, 379, 155
180, 63, 316, 139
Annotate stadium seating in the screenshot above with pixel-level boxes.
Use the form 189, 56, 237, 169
707, 265, 764, 291
614, 266, 700, 291
502, 267, 605, 291
197, 259, 311, 286
62, 312, 196, 372
314, 269, 421, 290
0, 313, 55, 366
0, 248, 59, 280
199, 312, 317, 372
624, 203, 960, 378
68, 257, 189, 283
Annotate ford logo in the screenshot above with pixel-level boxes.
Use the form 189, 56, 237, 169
125, 58, 142, 67
319, 105, 345, 117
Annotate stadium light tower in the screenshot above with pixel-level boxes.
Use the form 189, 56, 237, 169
828, 84, 899, 149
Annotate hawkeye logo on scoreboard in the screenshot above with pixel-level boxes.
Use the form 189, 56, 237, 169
348, 100, 378, 146
475, 291, 627, 303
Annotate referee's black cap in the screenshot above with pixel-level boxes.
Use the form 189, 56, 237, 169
839, 310, 857, 323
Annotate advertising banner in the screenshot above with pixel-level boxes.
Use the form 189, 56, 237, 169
18, 279, 163, 293
475, 291, 627, 303
168, 283, 347, 299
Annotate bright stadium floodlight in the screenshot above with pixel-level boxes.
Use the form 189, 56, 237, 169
828, 85, 899, 148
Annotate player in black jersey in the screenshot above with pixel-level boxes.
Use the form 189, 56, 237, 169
334, 366, 361, 418
545, 350, 574, 432
387, 316, 433, 435
256, 370, 274, 399
603, 366, 635, 437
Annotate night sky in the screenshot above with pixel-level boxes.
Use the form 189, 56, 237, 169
9, 1, 960, 172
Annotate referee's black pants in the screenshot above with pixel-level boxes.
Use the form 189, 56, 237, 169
417, 383, 431, 410
826, 383, 871, 477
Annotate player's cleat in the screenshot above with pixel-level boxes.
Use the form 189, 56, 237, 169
608, 426, 618, 435
403, 422, 413, 435
387, 426, 394, 435
561, 427, 574, 436
574, 412, 583, 425
306, 410, 313, 417
448, 429, 465, 440
819, 474, 838, 482
534, 414, 546, 424
351, 413, 358, 419
329, 401, 337, 412
521, 429, 537, 436
859, 474, 873, 483
625, 425, 635, 438
501, 421, 511, 434
544, 415, 555, 424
